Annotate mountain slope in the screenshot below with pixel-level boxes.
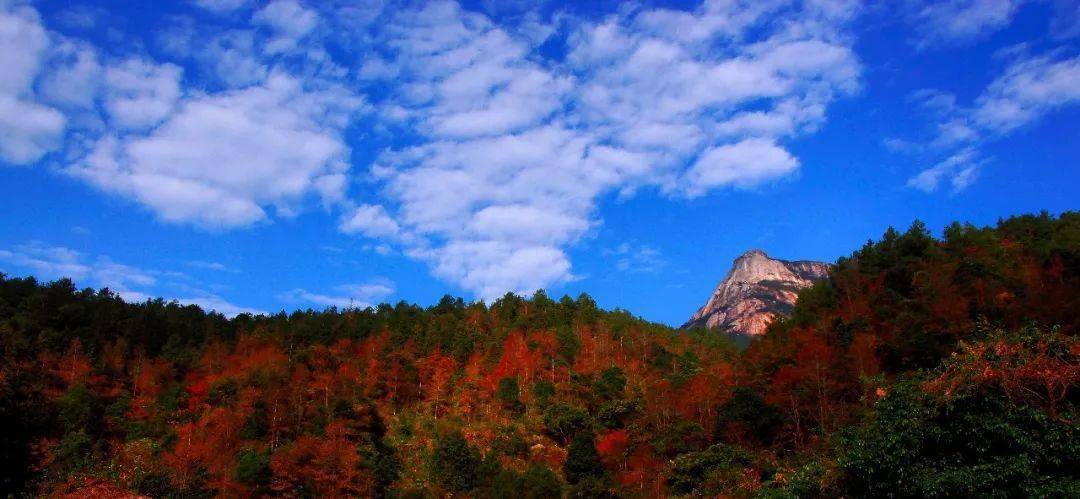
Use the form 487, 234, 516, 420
682, 249, 829, 334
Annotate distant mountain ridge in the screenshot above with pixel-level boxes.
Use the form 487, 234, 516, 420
682, 249, 829, 335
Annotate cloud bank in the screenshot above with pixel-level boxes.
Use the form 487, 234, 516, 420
7, 0, 1077, 302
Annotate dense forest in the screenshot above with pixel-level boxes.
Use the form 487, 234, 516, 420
1, 212, 1077, 497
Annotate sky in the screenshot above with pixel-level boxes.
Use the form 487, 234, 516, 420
0, 0, 1077, 325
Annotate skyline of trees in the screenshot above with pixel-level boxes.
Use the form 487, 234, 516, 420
0, 211, 1076, 497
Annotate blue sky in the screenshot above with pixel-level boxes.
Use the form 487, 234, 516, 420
0, 0, 1077, 325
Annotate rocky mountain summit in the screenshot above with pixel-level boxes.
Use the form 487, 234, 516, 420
682, 249, 829, 335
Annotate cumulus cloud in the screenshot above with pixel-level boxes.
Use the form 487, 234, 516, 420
199, 30, 269, 88
0, 3, 48, 97
568, 3, 859, 164
0, 3, 65, 164
252, 0, 319, 53
345, 0, 859, 300
254, 0, 317, 37
352, 0, 860, 300
68, 74, 362, 228
39, 40, 101, 109
0, 1, 364, 229
72, 10, 362, 227
103, 58, 183, 130
0, 95, 66, 164
5, 0, 863, 302
340, 204, 400, 238
421, 241, 573, 301
684, 138, 800, 196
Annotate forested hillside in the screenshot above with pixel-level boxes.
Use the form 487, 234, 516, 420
1, 212, 1077, 497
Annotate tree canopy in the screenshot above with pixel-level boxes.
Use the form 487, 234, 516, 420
0, 211, 1077, 497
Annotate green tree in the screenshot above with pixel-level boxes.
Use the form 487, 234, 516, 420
430, 431, 482, 493
56, 383, 99, 433
533, 380, 556, 406
838, 381, 1080, 497
593, 367, 626, 401
668, 444, 757, 496
556, 325, 581, 363
596, 399, 639, 429
496, 376, 525, 414
234, 448, 271, 489
543, 404, 591, 444
715, 387, 782, 445
563, 433, 604, 485
521, 464, 563, 499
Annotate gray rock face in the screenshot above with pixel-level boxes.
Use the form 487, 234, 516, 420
682, 249, 829, 335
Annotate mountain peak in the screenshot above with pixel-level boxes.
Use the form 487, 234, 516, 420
734, 249, 771, 264
682, 250, 829, 335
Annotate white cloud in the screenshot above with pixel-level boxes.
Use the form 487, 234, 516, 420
907, 52, 1080, 192
0, 241, 91, 281
684, 138, 800, 196
363, 243, 393, 256
69, 73, 362, 228
252, 0, 318, 53
973, 54, 1080, 132
0, 242, 156, 302
0, 2, 47, 96
909, 0, 1023, 47
467, 204, 589, 246
192, 0, 248, 14
174, 294, 265, 317
39, 40, 101, 109
103, 58, 183, 129
0, 241, 261, 317
340, 204, 400, 238
186, 260, 233, 272
605, 243, 666, 274
0, 2, 65, 164
200, 30, 269, 88
4, 0, 862, 303
568, 4, 859, 162
0, 95, 66, 164
0, 2, 364, 230
907, 148, 983, 193
254, 0, 317, 37
350, 0, 860, 301
281, 279, 395, 309
934, 118, 979, 146
421, 241, 572, 301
